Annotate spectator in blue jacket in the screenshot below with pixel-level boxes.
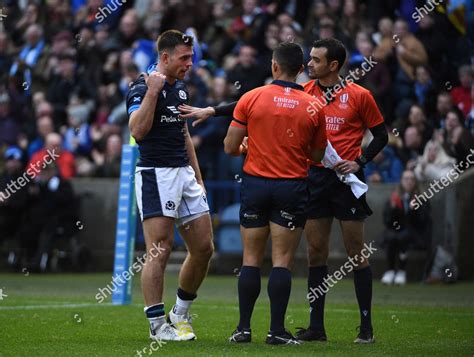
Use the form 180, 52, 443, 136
365, 145, 403, 183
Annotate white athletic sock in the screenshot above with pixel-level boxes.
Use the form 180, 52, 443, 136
148, 316, 166, 331
173, 296, 193, 316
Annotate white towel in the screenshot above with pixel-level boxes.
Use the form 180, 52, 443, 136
321, 141, 368, 199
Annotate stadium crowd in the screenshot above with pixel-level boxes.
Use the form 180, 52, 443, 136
0, 1, 473, 270
0, 0, 473, 183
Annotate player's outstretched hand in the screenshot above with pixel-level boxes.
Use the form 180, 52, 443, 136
144, 71, 166, 95
333, 160, 360, 174
178, 104, 215, 127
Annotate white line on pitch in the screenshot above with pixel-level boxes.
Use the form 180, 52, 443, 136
1, 303, 472, 317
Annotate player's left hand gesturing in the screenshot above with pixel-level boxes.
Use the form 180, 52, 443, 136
333, 160, 360, 174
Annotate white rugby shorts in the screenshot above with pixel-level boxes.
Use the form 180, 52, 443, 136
135, 165, 209, 224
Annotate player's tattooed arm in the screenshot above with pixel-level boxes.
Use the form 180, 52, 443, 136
129, 72, 166, 141
183, 122, 205, 188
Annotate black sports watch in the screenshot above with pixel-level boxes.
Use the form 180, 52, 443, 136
355, 155, 367, 168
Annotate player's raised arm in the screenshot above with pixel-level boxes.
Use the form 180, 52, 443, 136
179, 101, 237, 127
128, 72, 166, 141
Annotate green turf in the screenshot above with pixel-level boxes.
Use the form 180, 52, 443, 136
0, 273, 473, 356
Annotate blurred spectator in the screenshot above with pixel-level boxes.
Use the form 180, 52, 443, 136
431, 91, 454, 129
229, 0, 264, 43
466, 85, 474, 136
365, 146, 403, 183
413, 64, 437, 118
9, 24, 48, 94
451, 65, 473, 117
226, 45, 267, 99
373, 17, 394, 62
18, 162, 76, 271
202, 2, 236, 64
28, 133, 76, 179
105, 10, 144, 51
28, 115, 55, 158
398, 126, 424, 170
63, 104, 92, 157
442, 109, 474, 164
380, 170, 431, 285
0, 147, 28, 245
405, 104, 433, 147
392, 19, 428, 114
0, 33, 13, 81
47, 52, 95, 128
414, 139, 456, 182
415, 14, 451, 84
350, 37, 391, 120
0, 92, 20, 146
92, 134, 123, 177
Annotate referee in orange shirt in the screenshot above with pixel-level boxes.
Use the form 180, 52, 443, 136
295, 38, 387, 344
224, 42, 327, 345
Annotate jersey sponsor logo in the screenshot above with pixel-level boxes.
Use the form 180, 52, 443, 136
167, 106, 181, 114
325, 116, 345, 131
165, 200, 176, 211
133, 96, 141, 102
179, 90, 187, 100
273, 96, 300, 108
160, 115, 183, 123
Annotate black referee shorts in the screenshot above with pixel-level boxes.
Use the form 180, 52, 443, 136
306, 165, 372, 221
240, 173, 308, 229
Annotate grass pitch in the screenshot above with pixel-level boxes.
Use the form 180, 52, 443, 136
0, 273, 473, 356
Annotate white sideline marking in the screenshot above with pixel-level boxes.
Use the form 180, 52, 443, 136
1, 303, 472, 316
0, 303, 113, 310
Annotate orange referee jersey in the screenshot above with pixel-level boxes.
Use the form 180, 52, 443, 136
231, 80, 327, 179
302, 79, 384, 165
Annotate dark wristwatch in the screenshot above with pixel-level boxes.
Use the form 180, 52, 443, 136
355, 155, 367, 168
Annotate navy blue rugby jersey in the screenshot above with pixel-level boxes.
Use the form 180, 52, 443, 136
126, 64, 190, 167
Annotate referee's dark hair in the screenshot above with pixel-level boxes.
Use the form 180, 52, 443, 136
313, 38, 347, 70
157, 30, 194, 54
272, 42, 304, 77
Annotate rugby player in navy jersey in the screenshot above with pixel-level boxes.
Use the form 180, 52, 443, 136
127, 30, 213, 342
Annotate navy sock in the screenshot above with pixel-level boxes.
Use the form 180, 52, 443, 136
308, 265, 327, 331
145, 303, 165, 318
354, 266, 373, 329
267, 267, 292, 334
237, 266, 261, 330
177, 287, 197, 301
